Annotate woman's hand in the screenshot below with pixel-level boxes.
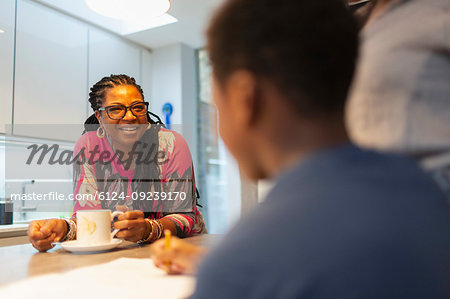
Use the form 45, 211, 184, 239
28, 219, 68, 252
150, 236, 208, 274
113, 210, 149, 242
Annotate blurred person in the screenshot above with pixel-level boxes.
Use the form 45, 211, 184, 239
151, 0, 450, 298
346, 0, 450, 201
28, 74, 206, 252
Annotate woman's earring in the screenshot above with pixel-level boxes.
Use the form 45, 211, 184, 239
97, 126, 105, 138
146, 122, 151, 130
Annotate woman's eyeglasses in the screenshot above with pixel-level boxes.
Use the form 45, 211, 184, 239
98, 102, 149, 120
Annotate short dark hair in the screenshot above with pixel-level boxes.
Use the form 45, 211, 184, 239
207, 0, 358, 117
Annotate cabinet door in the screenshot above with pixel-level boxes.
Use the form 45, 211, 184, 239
141, 49, 152, 109
13, 0, 88, 141
88, 28, 141, 93
0, 0, 15, 134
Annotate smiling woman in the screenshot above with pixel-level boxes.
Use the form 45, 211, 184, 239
91, 80, 150, 161
27, 74, 206, 252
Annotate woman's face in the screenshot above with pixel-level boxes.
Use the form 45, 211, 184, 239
95, 85, 148, 151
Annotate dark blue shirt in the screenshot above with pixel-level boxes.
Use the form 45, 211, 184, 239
193, 144, 450, 298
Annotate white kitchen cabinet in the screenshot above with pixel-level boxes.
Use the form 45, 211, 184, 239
13, 0, 88, 141
0, 0, 15, 134
88, 28, 141, 95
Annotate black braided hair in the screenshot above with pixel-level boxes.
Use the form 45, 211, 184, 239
84, 74, 164, 132
88, 74, 144, 111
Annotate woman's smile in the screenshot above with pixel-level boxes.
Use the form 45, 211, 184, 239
118, 125, 139, 133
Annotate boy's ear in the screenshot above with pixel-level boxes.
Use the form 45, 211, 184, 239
226, 70, 260, 128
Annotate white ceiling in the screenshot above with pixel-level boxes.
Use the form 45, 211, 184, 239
127, 0, 225, 49
34, 0, 226, 49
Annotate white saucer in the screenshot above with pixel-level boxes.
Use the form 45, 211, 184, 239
61, 239, 123, 253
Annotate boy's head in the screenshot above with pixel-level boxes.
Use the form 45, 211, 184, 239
207, 0, 358, 179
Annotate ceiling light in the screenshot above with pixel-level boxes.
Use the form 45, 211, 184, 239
0, 29, 5, 34
85, 0, 171, 21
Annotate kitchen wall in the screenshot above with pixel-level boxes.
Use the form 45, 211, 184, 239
150, 43, 198, 170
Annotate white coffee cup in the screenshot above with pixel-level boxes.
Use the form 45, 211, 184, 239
77, 210, 123, 245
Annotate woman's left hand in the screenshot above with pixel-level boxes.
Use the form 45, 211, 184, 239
113, 210, 149, 242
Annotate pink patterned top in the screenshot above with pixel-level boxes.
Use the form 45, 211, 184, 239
72, 125, 206, 237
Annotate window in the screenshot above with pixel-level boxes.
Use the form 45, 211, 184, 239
197, 49, 241, 233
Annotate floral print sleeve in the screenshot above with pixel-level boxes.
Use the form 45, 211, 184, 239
157, 129, 207, 237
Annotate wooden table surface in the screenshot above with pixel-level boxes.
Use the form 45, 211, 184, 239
0, 234, 222, 287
